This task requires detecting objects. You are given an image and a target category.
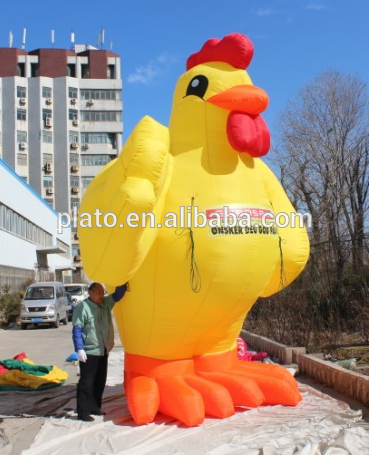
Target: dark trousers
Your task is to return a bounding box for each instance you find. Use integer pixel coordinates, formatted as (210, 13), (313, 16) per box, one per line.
(77, 352), (108, 415)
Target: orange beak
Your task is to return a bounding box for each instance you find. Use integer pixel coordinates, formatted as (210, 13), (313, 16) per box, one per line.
(207, 85), (269, 115)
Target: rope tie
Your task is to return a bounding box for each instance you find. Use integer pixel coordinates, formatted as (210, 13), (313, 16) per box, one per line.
(270, 201), (286, 290)
(175, 196), (201, 293)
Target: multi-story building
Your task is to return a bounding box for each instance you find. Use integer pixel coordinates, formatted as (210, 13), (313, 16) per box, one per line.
(0, 44), (123, 278)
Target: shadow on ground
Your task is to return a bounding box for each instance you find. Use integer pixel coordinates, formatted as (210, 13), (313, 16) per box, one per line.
(0, 384), (76, 417)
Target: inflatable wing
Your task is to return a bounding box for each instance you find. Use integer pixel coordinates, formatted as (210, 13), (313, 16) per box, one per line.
(78, 116), (172, 285)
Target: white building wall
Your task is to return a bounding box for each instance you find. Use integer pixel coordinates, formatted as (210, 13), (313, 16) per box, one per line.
(0, 158), (71, 287)
(28, 77), (43, 193)
(2, 78), (17, 168)
(54, 77), (72, 214)
(0, 79), (2, 159)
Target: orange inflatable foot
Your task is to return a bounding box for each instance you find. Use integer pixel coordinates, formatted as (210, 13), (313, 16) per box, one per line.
(124, 349), (301, 427)
(125, 376), (159, 425)
(194, 348), (302, 407)
(124, 353), (234, 426)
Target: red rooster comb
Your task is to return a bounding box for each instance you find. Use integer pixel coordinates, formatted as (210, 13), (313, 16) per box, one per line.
(186, 33), (254, 71)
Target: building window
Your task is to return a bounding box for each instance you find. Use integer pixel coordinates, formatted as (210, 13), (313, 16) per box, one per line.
(17, 130), (27, 143)
(80, 132), (115, 145)
(0, 203), (52, 246)
(70, 176), (80, 187)
(17, 153), (27, 166)
(70, 198), (79, 210)
(42, 131), (53, 143)
(44, 199), (54, 208)
(42, 87), (52, 98)
(67, 64), (76, 77)
(31, 63), (39, 77)
(107, 65), (115, 79)
(81, 64), (90, 79)
(80, 89), (121, 100)
(81, 154), (110, 166)
(69, 131), (79, 143)
(17, 63), (25, 77)
(82, 177), (93, 189)
(69, 87), (78, 98)
(43, 154), (53, 165)
(17, 86), (27, 98)
(70, 153), (79, 164)
(17, 109), (27, 121)
(80, 111), (121, 122)
(43, 176), (53, 188)
(42, 109), (52, 121)
(69, 109), (78, 121)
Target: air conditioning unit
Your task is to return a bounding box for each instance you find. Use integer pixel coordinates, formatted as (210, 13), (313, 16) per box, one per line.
(19, 97), (26, 105)
(74, 255), (81, 262)
(45, 117), (52, 127)
(71, 186), (79, 194)
(71, 164), (79, 172)
(83, 143), (89, 150)
(46, 98), (52, 105)
(19, 142), (27, 150)
(70, 98), (77, 104)
(70, 142), (79, 149)
(46, 187), (54, 195)
(44, 163), (52, 173)
(87, 99), (94, 106)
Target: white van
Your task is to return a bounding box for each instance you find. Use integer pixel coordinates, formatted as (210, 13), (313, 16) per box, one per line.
(64, 283), (89, 307)
(20, 281), (69, 330)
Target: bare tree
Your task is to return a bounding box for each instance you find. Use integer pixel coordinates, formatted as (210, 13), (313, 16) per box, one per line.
(247, 72), (369, 348)
(274, 71), (369, 279)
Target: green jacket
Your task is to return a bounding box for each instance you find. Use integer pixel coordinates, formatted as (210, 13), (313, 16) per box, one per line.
(72, 295), (115, 355)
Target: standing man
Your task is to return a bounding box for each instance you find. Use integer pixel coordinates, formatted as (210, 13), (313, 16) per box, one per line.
(72, 282), (127, 422)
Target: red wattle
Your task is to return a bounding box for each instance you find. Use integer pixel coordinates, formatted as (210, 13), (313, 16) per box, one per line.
(227, 112), (270, 157)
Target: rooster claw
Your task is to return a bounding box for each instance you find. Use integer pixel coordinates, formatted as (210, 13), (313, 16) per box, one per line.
(124, 350), (301, 427)
(194, 349), (302, 407)
(125, 376), (159, 425)
(125, 353), (235, 426)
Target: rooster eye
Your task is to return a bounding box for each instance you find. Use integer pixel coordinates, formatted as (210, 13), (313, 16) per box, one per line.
(185, 75), (208, 99)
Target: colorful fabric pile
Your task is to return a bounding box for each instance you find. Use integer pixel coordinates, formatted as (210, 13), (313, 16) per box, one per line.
(0, 352), (68, 391)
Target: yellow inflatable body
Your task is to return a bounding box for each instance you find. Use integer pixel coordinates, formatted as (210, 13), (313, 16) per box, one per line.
(79, 33), (310, 426)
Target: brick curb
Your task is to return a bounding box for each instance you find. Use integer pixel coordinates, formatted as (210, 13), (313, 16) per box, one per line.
(298, 353), (369, 406)
(241, 329), (369, 407)
(241, 329), (306, 364)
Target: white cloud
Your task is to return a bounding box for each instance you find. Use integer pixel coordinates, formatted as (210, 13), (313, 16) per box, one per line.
(127, 63), (158, 84)
(252, 8), (274, 16)
(306, 4), (326, 10)
(127, 53), (177, 85)
(157, 54), (177, 65)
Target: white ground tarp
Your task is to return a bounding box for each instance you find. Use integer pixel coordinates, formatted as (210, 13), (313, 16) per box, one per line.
(18, 350), (369, 455)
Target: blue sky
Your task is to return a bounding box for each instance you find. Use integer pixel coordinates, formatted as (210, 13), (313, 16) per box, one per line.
(3, 0), (369, 156)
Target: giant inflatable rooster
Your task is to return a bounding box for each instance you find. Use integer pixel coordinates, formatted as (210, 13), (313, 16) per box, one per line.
(78, 33), (310, 426)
